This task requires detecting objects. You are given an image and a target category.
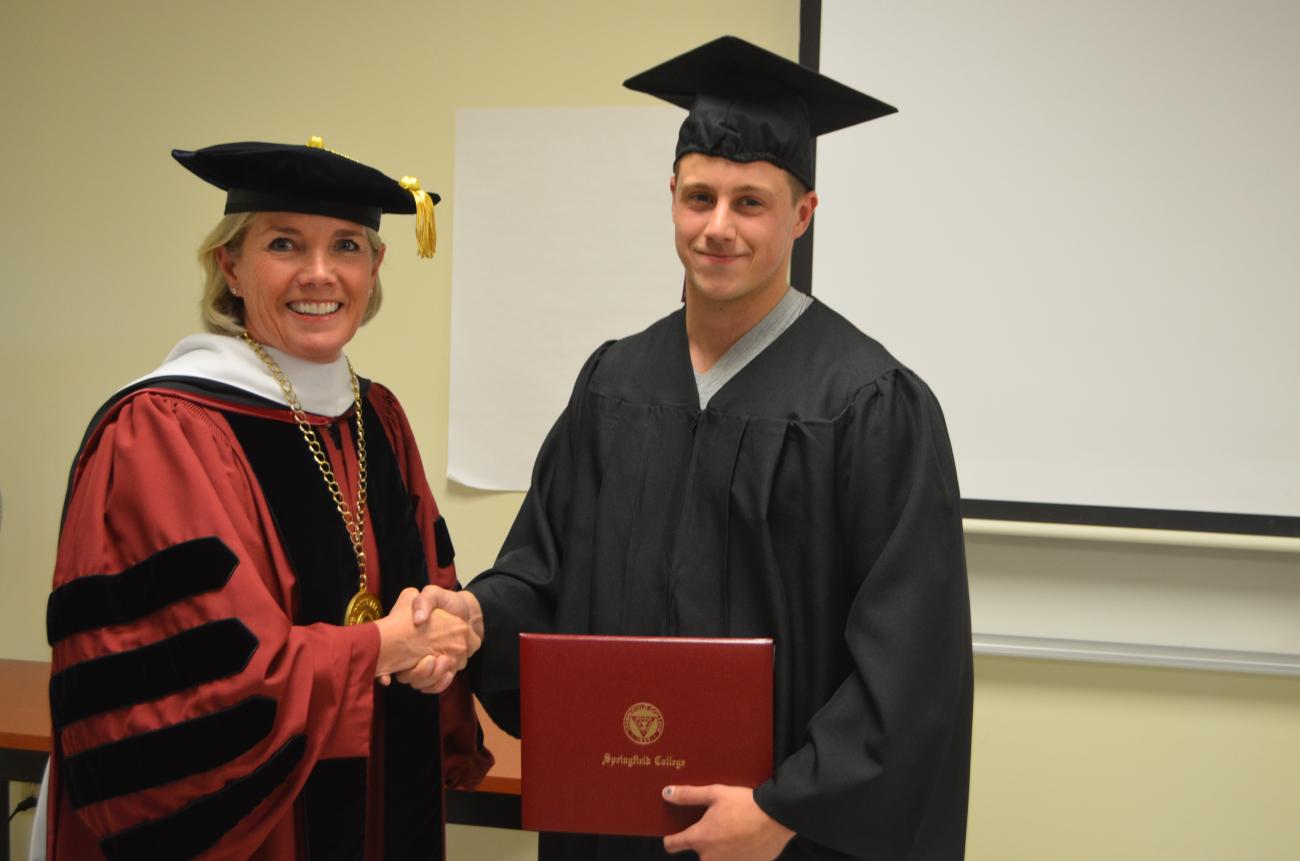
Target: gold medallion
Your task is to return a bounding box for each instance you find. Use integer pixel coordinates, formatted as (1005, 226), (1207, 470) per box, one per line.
(345, 589), (383, 626)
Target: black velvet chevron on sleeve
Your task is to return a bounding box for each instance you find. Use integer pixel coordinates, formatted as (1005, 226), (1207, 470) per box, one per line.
(97, 735), (307, 861)
(46, 537), (238, 644)
(49, 619), (258, 729)
(63, 696), (278, 809)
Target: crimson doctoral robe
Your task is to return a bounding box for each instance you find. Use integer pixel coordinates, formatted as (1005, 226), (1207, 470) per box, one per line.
(46, 376), (491, 860)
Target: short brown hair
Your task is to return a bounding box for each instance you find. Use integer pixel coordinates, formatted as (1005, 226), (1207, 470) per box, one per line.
(785, 172), (811, 203)
(672, 158), (810, 206)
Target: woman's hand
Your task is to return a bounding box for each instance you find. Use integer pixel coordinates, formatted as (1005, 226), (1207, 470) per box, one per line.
(387, 587), (484, 694)
(411, 586), (483, 641)
(374, 587), (481, 681)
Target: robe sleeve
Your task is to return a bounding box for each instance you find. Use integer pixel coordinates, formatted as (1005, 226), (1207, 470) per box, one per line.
(752, 369), (973, 860)
(465, 343), (614, 736)
(47, 392), (381, 860)
(366, 384), (494, 789)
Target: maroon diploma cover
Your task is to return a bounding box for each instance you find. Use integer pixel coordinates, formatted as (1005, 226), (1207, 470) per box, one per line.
(519, 633), (774, 836)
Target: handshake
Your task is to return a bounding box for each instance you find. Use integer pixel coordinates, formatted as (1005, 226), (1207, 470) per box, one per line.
(373, 586), (484, 695)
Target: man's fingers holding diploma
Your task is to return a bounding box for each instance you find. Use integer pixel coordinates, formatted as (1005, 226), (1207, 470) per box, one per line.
(661, 784), (794, 861)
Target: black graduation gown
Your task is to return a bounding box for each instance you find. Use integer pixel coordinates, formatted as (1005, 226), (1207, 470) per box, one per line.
(469, 300), (973, 861)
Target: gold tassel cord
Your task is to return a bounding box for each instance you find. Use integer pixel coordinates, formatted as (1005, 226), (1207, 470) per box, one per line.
(308, 137), (435, 258)
(306, 136), (356, 161)
(400, 176), (437, 258)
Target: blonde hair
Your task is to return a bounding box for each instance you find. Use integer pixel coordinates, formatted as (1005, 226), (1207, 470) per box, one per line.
(198, 212), (385, 335)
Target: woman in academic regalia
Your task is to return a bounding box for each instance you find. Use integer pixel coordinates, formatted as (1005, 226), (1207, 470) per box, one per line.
(41, 138), (492, 860)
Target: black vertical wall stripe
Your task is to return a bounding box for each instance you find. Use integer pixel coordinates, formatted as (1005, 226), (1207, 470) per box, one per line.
(47, 537), (237, 644)
(63, 697), (278, 808)
(98, 735), (307, 861)
(49, 619), (257, 729)
(790, 0), (822, 293)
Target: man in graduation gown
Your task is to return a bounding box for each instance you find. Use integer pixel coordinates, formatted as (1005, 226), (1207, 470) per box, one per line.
(417, 37), (973, 860)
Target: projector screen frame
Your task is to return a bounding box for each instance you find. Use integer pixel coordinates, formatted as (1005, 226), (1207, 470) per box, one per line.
(795, 0), (1299, 539)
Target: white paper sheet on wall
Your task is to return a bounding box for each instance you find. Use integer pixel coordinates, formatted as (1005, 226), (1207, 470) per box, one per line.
(449, 107), (686, 491)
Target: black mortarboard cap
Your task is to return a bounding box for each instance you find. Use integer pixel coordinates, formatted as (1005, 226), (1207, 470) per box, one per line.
(623, 36), (896, 189)
(172, 137), (440, 257)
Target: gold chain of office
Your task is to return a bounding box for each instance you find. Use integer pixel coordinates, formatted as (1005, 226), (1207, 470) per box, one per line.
(241, 332), (382, 625)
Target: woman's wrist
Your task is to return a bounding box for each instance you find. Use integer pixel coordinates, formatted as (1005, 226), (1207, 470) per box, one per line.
(373, 614), (413, 678)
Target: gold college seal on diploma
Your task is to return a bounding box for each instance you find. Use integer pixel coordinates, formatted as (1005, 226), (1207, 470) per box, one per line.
(623, 702), (664, 745)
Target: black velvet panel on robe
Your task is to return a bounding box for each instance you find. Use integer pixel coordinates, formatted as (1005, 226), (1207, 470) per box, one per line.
(224, 391), (442, 861)
(46, 536), (237, 643)
(469, 301), (973, 861)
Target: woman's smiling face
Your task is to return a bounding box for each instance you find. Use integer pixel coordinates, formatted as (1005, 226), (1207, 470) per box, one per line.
(218, 211), (385, 362)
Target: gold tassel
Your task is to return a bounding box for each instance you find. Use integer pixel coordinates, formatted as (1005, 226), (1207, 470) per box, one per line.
(400, 176), (437, 258)
(308, 138), (434, 258)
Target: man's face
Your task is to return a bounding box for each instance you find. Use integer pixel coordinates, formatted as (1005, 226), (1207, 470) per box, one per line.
(670, 153), (817, 308)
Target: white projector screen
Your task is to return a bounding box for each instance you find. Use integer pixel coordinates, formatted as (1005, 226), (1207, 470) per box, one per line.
(814, 1), (1299, 532)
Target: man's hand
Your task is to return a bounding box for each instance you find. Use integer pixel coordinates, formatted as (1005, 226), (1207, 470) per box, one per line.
(389, 587), (485, 693)
(662, 785), (795, 861)
(373, 587), (481, 683)
(410, 586), (483, 640)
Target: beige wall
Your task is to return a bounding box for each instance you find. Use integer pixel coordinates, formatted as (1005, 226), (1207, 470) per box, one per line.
(1, 2), (1296, 859)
